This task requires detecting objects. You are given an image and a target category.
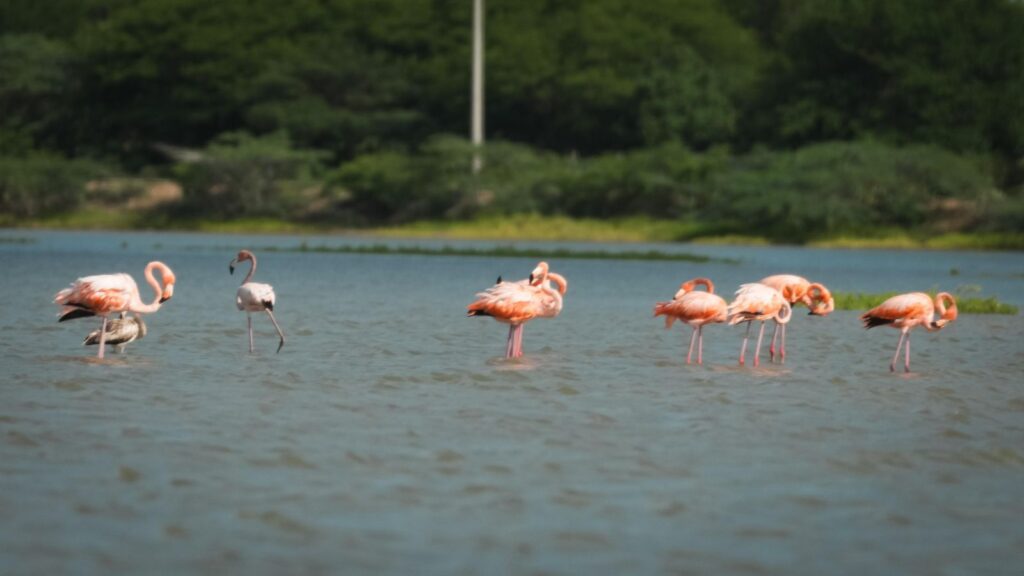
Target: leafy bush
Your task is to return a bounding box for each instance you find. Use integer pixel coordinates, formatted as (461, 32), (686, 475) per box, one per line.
(175, 132), (327, 218)
(0, 154), (104, 217)
(704, 141), (997, 240)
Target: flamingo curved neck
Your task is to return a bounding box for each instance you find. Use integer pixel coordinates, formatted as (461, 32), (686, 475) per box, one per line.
(775, 301), (793, 324)
(131, 262), (166, 314)
(241, 255), (257, 284)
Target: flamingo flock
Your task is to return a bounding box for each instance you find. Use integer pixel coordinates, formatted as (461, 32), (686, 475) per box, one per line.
(53, 251), (960, 372)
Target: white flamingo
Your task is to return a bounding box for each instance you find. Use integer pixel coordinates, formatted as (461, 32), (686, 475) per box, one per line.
(230, 250), (285, 353)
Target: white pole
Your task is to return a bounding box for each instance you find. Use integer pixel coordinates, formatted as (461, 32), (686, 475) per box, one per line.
(471, 0), (484, 174)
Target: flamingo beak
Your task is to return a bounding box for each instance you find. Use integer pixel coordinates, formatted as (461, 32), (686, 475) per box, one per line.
(229, 259), (237, 274)
(528, 273), (534, 284)
(159, 284), (175, 303)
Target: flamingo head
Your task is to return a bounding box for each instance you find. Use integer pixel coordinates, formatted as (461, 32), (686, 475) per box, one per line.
(806, 283), (834, 316)
(529, 262), (550, 286)
(160, 281), (175, 303)
(230, 250), (254, 274)
(932, 292), (958, 328)
(147, 261), (176, 303)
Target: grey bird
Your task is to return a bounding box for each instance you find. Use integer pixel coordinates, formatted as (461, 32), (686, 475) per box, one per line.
(83, 312), (147, 353)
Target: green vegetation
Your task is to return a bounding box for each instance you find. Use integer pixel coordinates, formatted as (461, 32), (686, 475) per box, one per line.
(1, 1), (1022, 245)
(257, 242), (733, 264)
(834, 292), (1018, 315)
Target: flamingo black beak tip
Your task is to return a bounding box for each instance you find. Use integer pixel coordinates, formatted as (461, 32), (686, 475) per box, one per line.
(229, 264), (235, 275)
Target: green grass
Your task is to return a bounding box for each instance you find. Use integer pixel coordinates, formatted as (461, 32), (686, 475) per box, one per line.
(4, 210), (1023, 250)
(834, 291), (1018, 314)
(259, 241), (736, 263)
(371, 214), (709, 243)
(810, 231), (1024, 251)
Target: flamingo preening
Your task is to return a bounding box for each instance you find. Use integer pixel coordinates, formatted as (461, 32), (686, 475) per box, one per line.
(467, 261), (567, 359)
(759, 275), (834, 363)
(54, 261), (176, 359)
(230, 250), (285, 354)
(84, 312), (146, 353)
(861, 292), (958, 372)
(726, 283), (792, 367)
(653, 277), (727, 365)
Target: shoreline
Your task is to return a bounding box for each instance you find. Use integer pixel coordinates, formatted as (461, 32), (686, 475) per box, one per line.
(2, 213), (1022, 251)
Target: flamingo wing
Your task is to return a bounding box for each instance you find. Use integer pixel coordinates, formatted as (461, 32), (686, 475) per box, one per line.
(467, 282), (541, 323)
(655, 292), (727, 327)
(861, 292), (932, 329)
(727, 283), (781, 323)
(55, 273), (137, 320)
(238, 282), (276, 311)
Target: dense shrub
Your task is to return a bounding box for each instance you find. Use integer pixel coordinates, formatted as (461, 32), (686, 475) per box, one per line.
(0, 154), (103, 217)
(174, 132), (327, 218)
(704, 141), (998, 240)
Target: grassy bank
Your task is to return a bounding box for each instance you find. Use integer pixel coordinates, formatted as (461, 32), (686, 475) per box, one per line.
(3, 212), (1022, 250)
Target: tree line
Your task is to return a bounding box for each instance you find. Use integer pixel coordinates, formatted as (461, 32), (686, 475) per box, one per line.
(1, 0), (1022, 240)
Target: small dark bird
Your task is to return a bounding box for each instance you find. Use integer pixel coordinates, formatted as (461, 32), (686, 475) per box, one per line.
(83, 312), (147, 354)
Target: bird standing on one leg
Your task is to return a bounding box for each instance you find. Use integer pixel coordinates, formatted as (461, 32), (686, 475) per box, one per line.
(467, 262), (567, 359)
(230, 250), (285, 354)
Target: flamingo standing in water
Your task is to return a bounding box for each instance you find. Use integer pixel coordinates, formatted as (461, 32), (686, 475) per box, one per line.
(467, 262), (567, 359)
(83, 312), (147, 353)
(54, 261), (176, 359)
(760, 274), (835, 363)
(653, 277), (727, 365)
(861, 292), (957, 372)
(726, 283), (792, 367)
(230, 250), (285, 354)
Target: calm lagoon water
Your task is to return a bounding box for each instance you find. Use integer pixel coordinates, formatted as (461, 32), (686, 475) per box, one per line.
(1, 230), (1023, 575)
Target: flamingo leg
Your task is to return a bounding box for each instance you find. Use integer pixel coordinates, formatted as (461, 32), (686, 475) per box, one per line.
(753, 321), (767, 367)
(686, 326), (698, 364)
(769, 322), (779, 362)
(515, 324), (525, 358)
(266, 309), (286, 354)
(505, 325), (516, 359)
(697, 325), (704, 365)
(739, 322), (752, 366)
(780, 323), (787, 364)
(890, 330), (907, 372)
(96, 317), (108, 359)
(904, 331), (911, 373)
(247, 314), (254, 354)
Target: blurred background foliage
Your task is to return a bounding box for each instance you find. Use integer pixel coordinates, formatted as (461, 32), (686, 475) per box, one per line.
(0, 0), (1021, 241)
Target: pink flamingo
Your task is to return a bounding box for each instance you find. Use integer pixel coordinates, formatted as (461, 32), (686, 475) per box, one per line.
(861, 292), (957, 372)
(653, 277), (727, 365)
(760, 274), (835, 363)
(726, 283), (792, 367)
(467, 262), (567, 359)
(230, 250), (285, 354)
(54, 261), (176, 359)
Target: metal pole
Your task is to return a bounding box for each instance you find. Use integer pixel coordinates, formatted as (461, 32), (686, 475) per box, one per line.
(471, 0), (484, 174)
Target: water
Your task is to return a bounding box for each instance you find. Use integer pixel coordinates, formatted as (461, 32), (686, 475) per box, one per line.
(1, 230), (1023, 575)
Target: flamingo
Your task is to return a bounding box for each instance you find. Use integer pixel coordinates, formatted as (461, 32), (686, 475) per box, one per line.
(84, 312), (146, 353)
(760, 274), (835, 363)
(230, 250), (285, 354)
(54, 261), (176, 359)
(653, 277), (727, 365)
(467, 261), (567, 359)
(726, 283), (792, 367)
(861, 292), (958, 372)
